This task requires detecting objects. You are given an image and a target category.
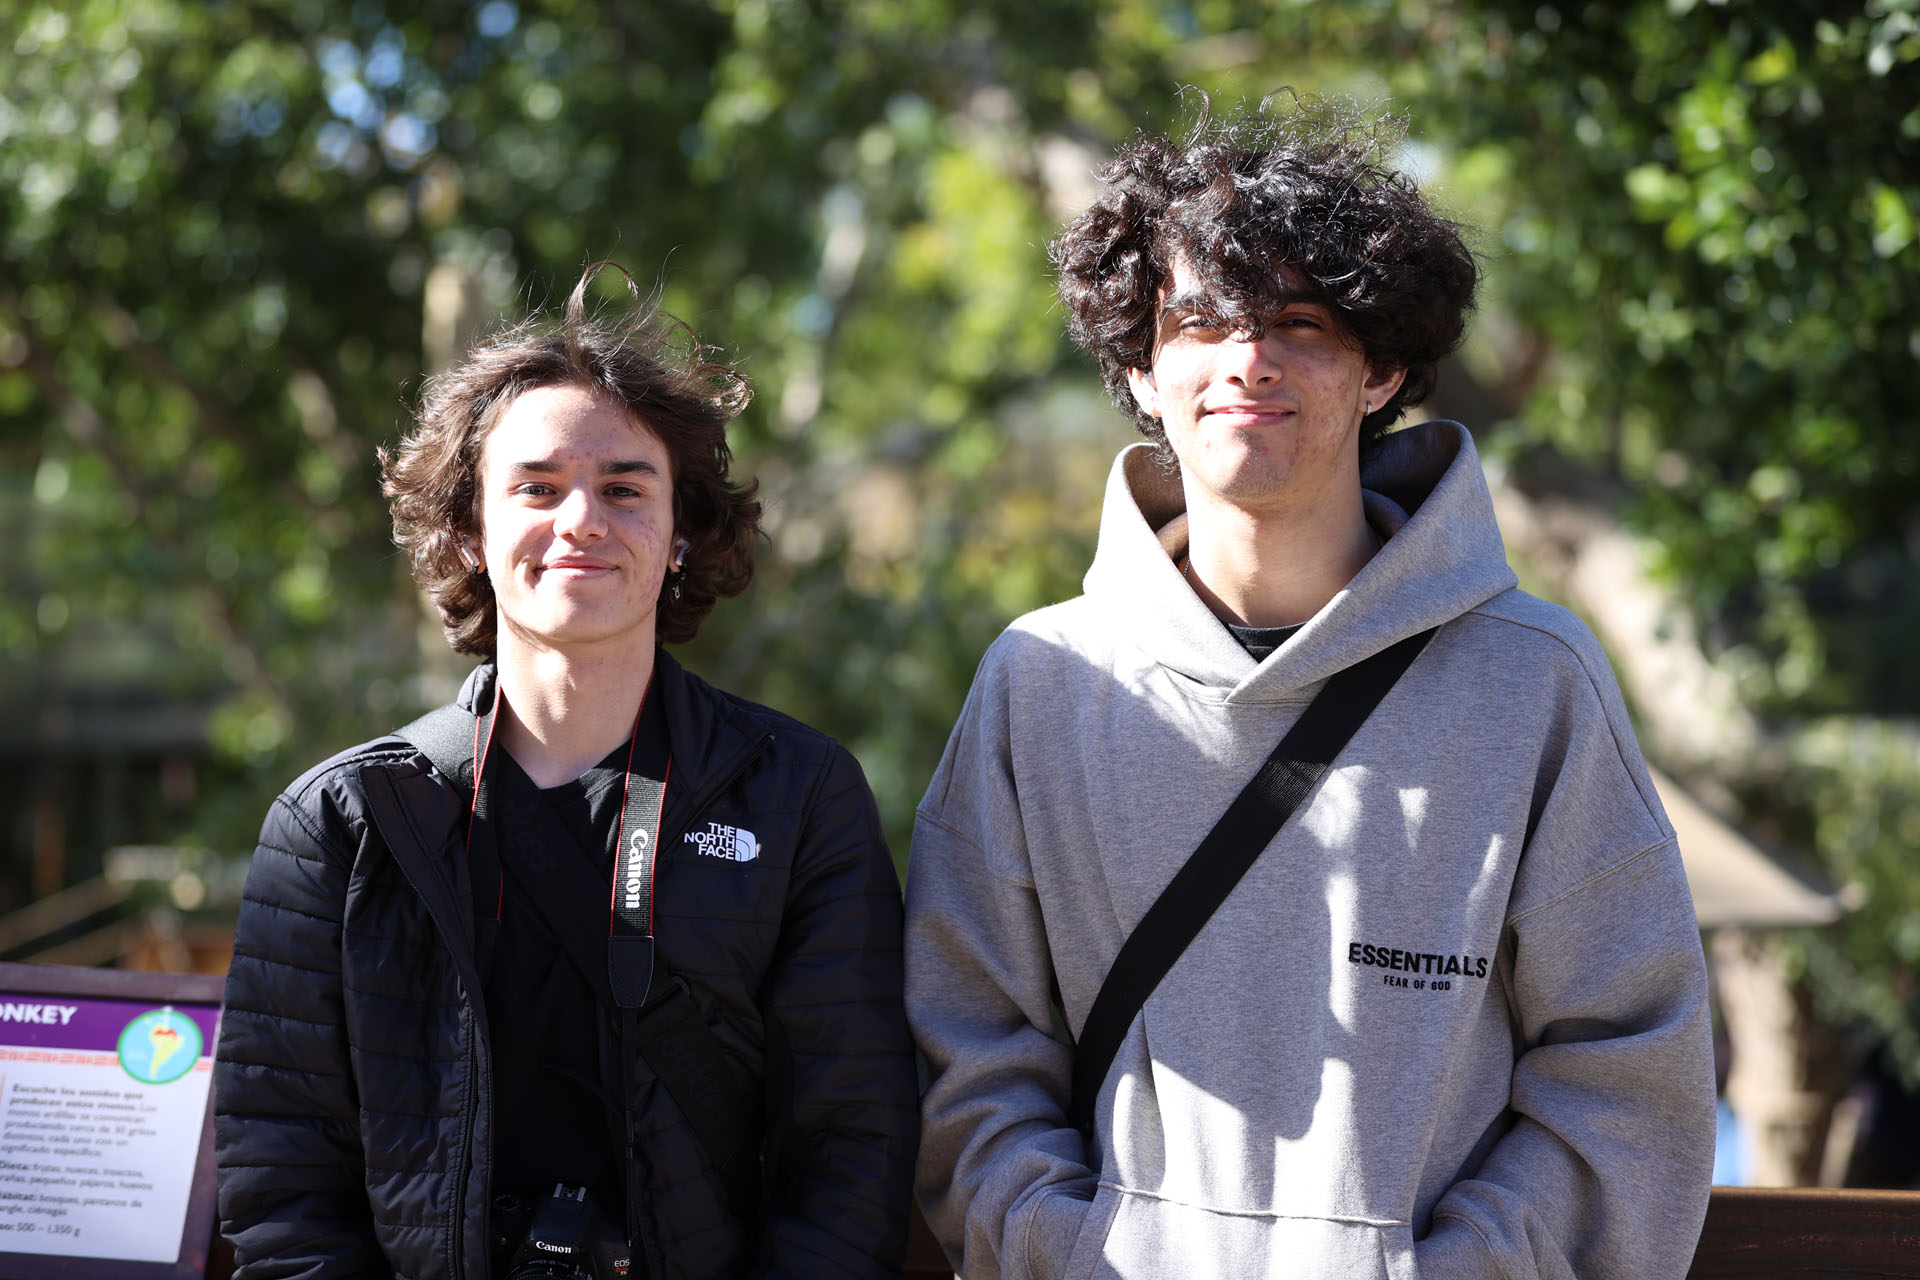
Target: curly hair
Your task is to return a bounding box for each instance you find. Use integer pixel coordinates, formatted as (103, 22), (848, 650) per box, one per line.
(1050, 92), (1478, 451)
(380, 266), (761, 655)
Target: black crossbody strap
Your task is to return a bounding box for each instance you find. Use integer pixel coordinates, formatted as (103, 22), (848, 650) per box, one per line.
(1067, 627), (1438, 1135)
(491, 848), (760, 1227)
(619, 996), (763, 1228)
(397, 705), (500, 974)
(395, 705), (760, 1222)
(488, 831), (762, 1225)
(397, 704), (473, 780)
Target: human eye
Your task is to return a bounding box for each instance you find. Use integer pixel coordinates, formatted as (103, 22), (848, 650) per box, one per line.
(605, 471), (661, 500)
(1274, 301), (1338, 333)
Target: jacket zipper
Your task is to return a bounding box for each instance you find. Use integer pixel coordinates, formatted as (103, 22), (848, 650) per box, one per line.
(368, 761), (491, 1280)
(455, 990), (490, 1279)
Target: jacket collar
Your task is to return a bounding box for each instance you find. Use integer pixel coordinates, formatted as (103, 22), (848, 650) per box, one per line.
(651, 650), (773, 836)
(453, 649), (771, 835)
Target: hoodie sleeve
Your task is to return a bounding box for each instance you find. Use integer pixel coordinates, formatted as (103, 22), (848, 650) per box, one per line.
(1412, 845), (1716, 1280)
(905, 660), (1100, 1280)
(1413, 641), (1716, 1280)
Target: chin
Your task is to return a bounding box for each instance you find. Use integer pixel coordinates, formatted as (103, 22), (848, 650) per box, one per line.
(505, 610), (656, 652)
(1208, 464), (1298, 503)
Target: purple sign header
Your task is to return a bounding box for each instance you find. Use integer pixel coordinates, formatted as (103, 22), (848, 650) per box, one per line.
(0, 992), (219, 1055)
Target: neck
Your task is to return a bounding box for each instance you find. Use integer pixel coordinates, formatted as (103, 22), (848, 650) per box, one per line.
(1181, 480), (1378, 629)
(492, 632), (657, 788)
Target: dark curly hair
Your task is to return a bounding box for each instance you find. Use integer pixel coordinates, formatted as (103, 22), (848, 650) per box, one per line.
(1050, 92), (1478, 450)
(381, 265), (761, 655)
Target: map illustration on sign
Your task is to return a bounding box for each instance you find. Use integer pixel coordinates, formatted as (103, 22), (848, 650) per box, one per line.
(116, 1008), (203, 1086)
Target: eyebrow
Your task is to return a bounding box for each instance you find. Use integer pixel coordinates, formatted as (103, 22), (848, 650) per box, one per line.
(1157, 288), (1330, 322)
(504, 459), (663, 477)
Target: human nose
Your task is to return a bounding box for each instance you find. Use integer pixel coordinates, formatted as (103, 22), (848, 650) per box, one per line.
(1219, 333), (1281, 386)
(552, 486), (606, 541)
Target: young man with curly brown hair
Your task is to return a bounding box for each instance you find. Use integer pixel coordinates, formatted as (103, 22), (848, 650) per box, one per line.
(215, 271), (917, 1279)
(906, 99), (1714, 1279)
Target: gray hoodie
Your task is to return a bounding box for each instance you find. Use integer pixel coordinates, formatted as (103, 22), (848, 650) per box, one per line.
(906, 422), (1714, 1280)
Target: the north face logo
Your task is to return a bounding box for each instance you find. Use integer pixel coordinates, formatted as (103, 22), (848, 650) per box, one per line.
(684, 822), (759, 862)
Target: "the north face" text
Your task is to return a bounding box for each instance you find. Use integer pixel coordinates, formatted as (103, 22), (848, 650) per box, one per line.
(685, 822), (759, 863)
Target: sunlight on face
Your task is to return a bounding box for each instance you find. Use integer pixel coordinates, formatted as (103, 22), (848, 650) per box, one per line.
(476, 383), (678, 658)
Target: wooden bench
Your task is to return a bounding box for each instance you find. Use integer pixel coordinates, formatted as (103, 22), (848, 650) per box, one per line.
(1687, 1187), (1920, 1277)
(208, 1186), (1920, 1276)
(903, 1188), (1920, 1278)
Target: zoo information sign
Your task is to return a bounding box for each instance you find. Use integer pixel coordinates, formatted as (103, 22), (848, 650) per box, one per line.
(0, 962), (222, 1280)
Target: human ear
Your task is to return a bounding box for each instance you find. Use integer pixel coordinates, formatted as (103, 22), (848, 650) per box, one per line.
(1362, 365), (1407, 411)
(1126, 366), (1160, 418)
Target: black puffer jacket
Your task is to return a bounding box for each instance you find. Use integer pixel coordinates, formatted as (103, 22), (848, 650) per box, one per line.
(215, 653), (917, 1278)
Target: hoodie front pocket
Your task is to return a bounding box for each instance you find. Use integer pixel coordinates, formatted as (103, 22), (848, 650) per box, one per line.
(1086, 1190), (1403, 1280)
(1060, 1183), (1122, 1280)
(1378, 1223), (1417, 1280)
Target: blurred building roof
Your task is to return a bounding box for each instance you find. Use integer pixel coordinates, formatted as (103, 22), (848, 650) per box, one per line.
(1655, 768), (1845, 930)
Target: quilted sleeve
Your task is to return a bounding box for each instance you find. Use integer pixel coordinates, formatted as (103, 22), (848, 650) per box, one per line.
(751, 745), (918, 1278)
(214, 774), (389, 1278)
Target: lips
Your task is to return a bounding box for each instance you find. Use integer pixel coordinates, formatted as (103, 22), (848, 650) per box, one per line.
(1203, 403), (1293, 421)
(540, 556), (617, 574)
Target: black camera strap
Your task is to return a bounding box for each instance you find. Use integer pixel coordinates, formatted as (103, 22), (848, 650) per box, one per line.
(1067, 626), (1437, 1136)
(397, 676), (761, 1231)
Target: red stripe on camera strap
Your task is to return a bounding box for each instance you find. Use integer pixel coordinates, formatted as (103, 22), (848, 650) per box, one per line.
(468, 672), (670, 997)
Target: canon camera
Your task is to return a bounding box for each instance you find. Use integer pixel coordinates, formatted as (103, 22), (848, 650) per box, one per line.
(499, 1184), (630, 1280)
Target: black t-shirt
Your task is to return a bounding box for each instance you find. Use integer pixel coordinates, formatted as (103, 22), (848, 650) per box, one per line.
(1227, 621), (1303, 662)
(481, 690), (670, 1222)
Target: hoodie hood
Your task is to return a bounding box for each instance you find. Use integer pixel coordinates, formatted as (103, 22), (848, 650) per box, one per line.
(1080, 419), (1518, 699)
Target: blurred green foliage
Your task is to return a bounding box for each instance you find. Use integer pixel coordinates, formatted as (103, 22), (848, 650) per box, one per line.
(0, 0), (1135, 867)
(1787, 720), (1920, 1079)
(3, 0), (1919, 1076)
(1411, 1), (1920, 719)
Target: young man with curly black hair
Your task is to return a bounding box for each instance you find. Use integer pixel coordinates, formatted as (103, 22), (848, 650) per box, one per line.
(215, 270), (917, 1278)
(905, 99), (1714, 1279)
